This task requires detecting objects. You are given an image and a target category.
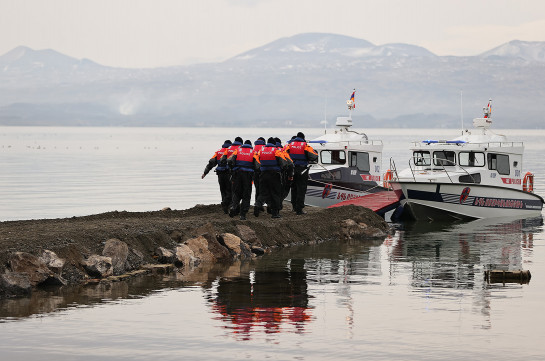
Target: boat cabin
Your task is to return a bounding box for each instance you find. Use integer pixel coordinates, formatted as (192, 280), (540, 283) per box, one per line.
(404, 107), (525, 190)
(309, 117), (383, 189)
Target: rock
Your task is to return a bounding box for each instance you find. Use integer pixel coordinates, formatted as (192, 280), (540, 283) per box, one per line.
(39, 250), (65, 275)
(251, 246), (266, 256)
(185, 234), (231, 263)
(155, 247), (175, 264)
(8, 252), (56, 286)
(84, 255), (113, 278)
(0, 272), (32, 297)
(102, 238), (129, 275)
(175, 244), (198, 268)
(219, 233), (252, 259)
(340, 219), (385, 239)
(61, 263), (87, 285)
(236, 224), (260, 245)
(193, 222), (217, 239)
(126, 248), (145, 271)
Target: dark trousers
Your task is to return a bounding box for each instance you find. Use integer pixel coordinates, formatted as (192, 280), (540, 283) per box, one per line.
(259, 171), (282, 212)
(253, 170), (261, 205)
(291, 166), (309, 212)
(217, 172), (232, 209)
(230, 171), (254, 216)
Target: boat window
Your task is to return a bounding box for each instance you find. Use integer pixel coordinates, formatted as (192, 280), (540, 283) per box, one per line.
(321, 150), (346, 165)
(459, 173), (481, 184)
(412, 151), (431, 166)
(349, 151), (370, 171)
(320, 170), (341, 180)
(487, 153), (510, 175)
(433, 151), (456, 166)
(459, 152), (485, 167)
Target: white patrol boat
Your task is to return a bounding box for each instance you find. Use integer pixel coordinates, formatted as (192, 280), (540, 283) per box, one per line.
(389, 100), (544, 221)
(302, 91), (387, 208)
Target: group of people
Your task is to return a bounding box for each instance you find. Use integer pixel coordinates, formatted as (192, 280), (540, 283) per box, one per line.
(202, 132), (318, 220)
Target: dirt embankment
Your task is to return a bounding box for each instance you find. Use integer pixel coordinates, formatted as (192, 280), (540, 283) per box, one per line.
(0, 204), (390, 297)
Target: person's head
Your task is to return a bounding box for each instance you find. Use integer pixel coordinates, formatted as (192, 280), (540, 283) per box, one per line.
(267, 137), (275, 144)
(244, 139), (252, 145)
(296, 132), (305, 140)
(274, 137), (282, 146)
(222, 140), (232, 147)
(291, 135), (297, 140)
(234, 136), (243, 143)
(258, 137), (265, 142)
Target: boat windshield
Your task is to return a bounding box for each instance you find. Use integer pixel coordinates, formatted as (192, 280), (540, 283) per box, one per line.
(413, 151), (431, 166)
(321, 150), (346, 165)
(459, 151), (485, 167)
(433, 151), (456, 166)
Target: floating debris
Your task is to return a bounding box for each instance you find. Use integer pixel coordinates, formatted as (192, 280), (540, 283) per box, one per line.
(485, 270), (531, 284)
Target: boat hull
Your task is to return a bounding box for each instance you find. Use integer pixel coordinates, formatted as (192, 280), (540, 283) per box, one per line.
(304, 180), (385, 208)
(390, 181), (544, 220)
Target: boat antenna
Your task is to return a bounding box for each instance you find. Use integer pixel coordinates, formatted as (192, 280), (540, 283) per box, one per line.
(460, 90), (464, 135)
(324, 96), (328, 134)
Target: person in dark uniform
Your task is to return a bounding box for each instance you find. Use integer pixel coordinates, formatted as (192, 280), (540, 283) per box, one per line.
(252, 137), (266, 211)
(275, 137), (294, 203)
(202, 140), (232, 214)
(255, 137), (292, 219)
(285, 132), (318, 215)
(219, 136), (243, 215)
(227, 140), (259, 220)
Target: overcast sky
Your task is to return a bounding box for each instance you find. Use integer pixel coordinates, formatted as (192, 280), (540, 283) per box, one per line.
(1, 0), (544, 68)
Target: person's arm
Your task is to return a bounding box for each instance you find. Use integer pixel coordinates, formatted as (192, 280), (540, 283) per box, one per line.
(305, 144), (318, 163)
(202, 152), (218, 178)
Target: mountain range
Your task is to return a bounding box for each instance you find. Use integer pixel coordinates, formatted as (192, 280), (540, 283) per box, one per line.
(1, 33), (544, 128)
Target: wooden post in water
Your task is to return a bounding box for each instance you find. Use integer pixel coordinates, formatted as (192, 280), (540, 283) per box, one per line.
(484, 270), (531, 284)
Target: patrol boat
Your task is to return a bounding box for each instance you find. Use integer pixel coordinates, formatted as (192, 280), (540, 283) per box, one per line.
(389, 100), (544, 221)
(301, 91), (388, 208)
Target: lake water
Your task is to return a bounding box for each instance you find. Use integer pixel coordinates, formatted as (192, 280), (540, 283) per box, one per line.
(1, 126), (545, 360)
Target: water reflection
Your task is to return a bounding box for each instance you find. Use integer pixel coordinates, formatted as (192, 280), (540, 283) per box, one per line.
(389, 216), (543, 279)
(0, 263), (230, 321)
(1, 216), (542, 338)
(383, 216), (542, 329)
(207, 259), (311, 340)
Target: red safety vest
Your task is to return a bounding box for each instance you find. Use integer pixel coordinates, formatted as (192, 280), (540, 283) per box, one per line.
(225, 144), (241, 158)
(234, 146), (255, 171)
(289, 141), (307, 165)
(215, 147), (229, 172)
(254, 143), (265, 154)
(259, 146), (280, 171)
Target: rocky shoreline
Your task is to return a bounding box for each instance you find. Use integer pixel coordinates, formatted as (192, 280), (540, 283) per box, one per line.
(0, 204), (390, 299)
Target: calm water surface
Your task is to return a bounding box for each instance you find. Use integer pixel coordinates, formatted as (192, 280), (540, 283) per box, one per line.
(1, 126), (544, 360)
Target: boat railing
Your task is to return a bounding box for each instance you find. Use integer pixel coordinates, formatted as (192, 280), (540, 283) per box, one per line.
(339, 139), (383, 146)
(389, 158), (399, 179)
(412, 141), (524, 148)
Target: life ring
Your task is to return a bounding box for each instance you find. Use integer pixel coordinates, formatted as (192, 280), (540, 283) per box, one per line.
(523, 172), (534, 193)
(322, 183), (333, 199)
(383, 169), (393, 189)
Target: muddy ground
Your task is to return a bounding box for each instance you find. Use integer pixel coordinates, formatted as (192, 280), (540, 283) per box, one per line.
(0, 204), (389, 275)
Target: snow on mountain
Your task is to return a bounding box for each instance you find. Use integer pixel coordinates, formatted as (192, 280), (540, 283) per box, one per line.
(479, 40), (545, 62)
(229, 33), (435, 63)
